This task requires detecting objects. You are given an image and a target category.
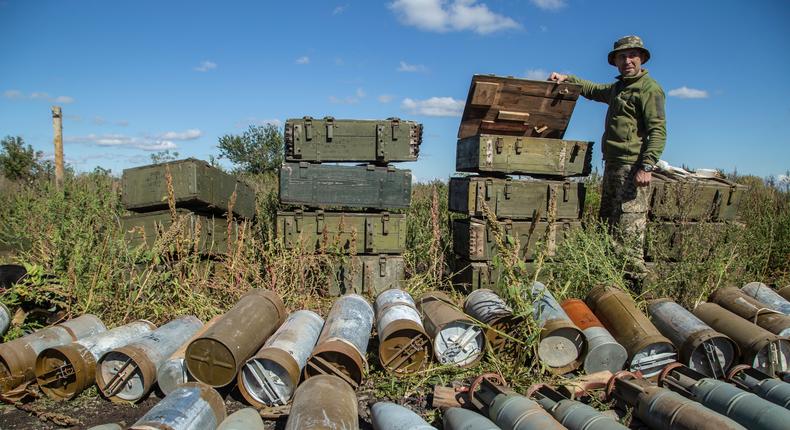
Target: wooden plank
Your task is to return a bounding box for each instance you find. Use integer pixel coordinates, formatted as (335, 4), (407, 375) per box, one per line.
(431, 385), (472, 410)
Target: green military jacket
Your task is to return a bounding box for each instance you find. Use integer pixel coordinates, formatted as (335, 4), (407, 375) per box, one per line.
(566, 70), (666, 166)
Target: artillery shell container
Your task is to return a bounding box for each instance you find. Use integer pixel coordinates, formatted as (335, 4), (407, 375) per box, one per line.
(473, 377), (566, 430)
(529, 282), (585, 374)
(35, 320), (155, 401)
(742, 282), (790, 315)
(608, 371), (746, 430)
(531, 384), (629, 430)
(0, 314), (105, 393)
(710, 287), (790, 336)
(561, 299), (628, 374)
(375, 289), (431, 375)
(778, 285), (790, 302)
(586, 285), (676, 377)
(284, 374), (359, 430)
(96, 315), (203, 402)
(217, 408), (265, 430)
(443, 407), (500, 430)
(304, 294), (373, 388)
(417, 291), (485, 368)
(157, 316), (221, 395)
(0, 302), (10, 337)
(648, 299), (737, 378)
(371, 402), (434, 430)
(186, 289), (286, 388)
(659, 363), (790, 430)
(238, 310), (324, 407)
(693, 302), (790, 377)
(128, 382), (226, 430)
(728, 364), (790, 409)
(464, 289), (523, 356)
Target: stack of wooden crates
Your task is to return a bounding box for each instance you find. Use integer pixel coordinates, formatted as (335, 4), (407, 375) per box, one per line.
(276, 117), (422, 296)
(120, 158), (255, 258)
(448, 75), (594, 291)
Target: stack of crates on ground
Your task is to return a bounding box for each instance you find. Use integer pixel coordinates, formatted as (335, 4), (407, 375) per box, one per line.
(120, 158), (255, 259)
(277, 117), (422, 296)
(646, 169), (748, 262)
(449, 75), (593, 291)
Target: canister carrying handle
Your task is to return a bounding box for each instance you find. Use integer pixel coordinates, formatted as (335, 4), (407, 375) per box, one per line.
(305, 355), (359, 389)
(101, 358), (138, 398)
(381, 334), (428, 371)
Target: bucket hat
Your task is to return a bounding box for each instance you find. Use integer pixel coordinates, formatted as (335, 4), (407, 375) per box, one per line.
(608, 35), (651, 65)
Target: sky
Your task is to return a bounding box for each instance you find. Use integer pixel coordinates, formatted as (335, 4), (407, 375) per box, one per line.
(1, 0), (789, 181)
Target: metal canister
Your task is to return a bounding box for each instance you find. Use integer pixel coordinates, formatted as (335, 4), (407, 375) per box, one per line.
(561, 299), (627, 374)
(658, 363), (790, 430)
(284, 374), (358, 430)
(607, 370), (746, 430)
(728, 364), (790, 409)
(586, 285), (676, 377)
(217, 408), (265, 430)
(375, 289), (431, 375)
(0, 314), (105, 393)
(417, 291), (485, 368)
(35, 320), (155, 400)
(531, 384), (628, 430)
(443, 407), (500, 430)
(0, 302), (10, 336)
(648, 299), (737, 378)
(96, 315), (203, 402)
(742, 282), (790, 315)
(472, 377), (565, 430)
(464, 289), (523, 355)
(304, 294), (373, 388)
(693, 302), (790, 377)
(777, 286), (790, 302)
(157, 316), (221, 395)
(529, 282), (585, 374)
(186, 289), (286, 388)
(711, 287), (790, 336)
(86, 424), (123, 430)
(239, 310), (324, 407)
(128, 382), (226, 430)
(371, 402), (434, 430)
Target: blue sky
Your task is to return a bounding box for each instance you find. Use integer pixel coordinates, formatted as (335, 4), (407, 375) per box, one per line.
(1, 0), (788, 181)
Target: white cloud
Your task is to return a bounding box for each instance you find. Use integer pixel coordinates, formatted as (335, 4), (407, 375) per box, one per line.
(530, 0), (566, 11)
(668, 86), (709, 99)
(378, 94), (395, 103)
(330, 88), (366, 104)
(157, 129), (202, 140)
(355, 88), (366, 98)
(401, 96), (464, 117)
(194, 60), (217, 72)
(66, 134), (178, 151)
(523, 68), (548, 80)
(4, 89), (23, 99)
(397, 61), (427, 72)
(30, 92), (50, 99)
(65, 114), (82, 122)
(53, 95), (75, 104)
(92, 116), (107, 125)
(389, 0), (520, 34)
(4, 90), (74, 103)
(333, 4), (348, 14)
(296, 56), (310, 65)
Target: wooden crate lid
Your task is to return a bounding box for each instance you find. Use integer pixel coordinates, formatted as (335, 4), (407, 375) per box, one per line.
(458, 74), (582, 140)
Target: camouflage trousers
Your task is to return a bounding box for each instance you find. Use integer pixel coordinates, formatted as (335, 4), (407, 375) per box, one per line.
(599, 162), (650, 277)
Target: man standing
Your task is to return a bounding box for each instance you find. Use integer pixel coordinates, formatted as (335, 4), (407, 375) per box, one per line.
(549, 35), (666, 289)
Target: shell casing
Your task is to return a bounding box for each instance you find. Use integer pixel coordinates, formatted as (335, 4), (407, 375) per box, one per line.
(443, 407), (500, 430)
(417, 291), (485, 368)
(529, 282), (585, 374)
(0, 302), (10, 337)
(531, 384), (629, 430)
(728, 364), (790, 409)
(217, 408), (265, 430)
(742, 282), (790, 315)
(711, 287), (790, 336)
(129, 382), (226, 430)
(284, 374), (359, 430)
(157, 315), (221, 396)
(777, 285), (790, 302)
(562, 299), (627, 374)
(375, 289), (431, 375)
(371, 402), (434, 430)
(464, 289), (523, 356)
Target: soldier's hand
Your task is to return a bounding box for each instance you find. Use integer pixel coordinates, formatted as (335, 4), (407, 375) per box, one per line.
(549, 72), (568, 83)
(635, 170), (652, 187)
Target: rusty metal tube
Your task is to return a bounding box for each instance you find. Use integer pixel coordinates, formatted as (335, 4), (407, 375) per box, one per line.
(777, 286), (790, 302)
(186, 289), (286, 388)
(0, 302), (10, 336)
(528, 282), (585, 374)
(608, 371), (746, 430)
(443, 407), (500, 430)
(217, 408), (265, 430)
(561, 299), (627, 374)
(531, 384), (628, 430)
(157, 316), (221, 395)
(239, 310), (324, 407)
(284, 374), (359, 430)
(304, 294), (373, 388)
(648, 299), (737, 378)
(96, 315), (203, 402)
(710, 287), (790, 337)
(586, 286), (676, 377)
(371, 402), (434, 430)
(742, 282), (790, 315)
(728, 365), (790, 409)
(417, 291), (485, 368)
(35, 320), (155, 400)
(129, 382), (226, 430)
(464, 289), (522, 356)
(0, 314), (105, 393)
(693, 302), (790, 377)
(658, 363), (790, 430)
(375, 289), (431, 375)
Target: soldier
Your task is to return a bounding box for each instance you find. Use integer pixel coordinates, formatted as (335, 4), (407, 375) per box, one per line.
(549, 35), (666, 289)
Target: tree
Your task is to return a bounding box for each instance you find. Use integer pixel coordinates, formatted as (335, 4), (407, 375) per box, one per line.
(217, 124), (283, 174)
(0, 136), (42, 181)
(149, 149), (180, 164)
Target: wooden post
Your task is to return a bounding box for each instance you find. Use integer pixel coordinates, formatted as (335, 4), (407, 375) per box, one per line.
(51, 106), (64, 188)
